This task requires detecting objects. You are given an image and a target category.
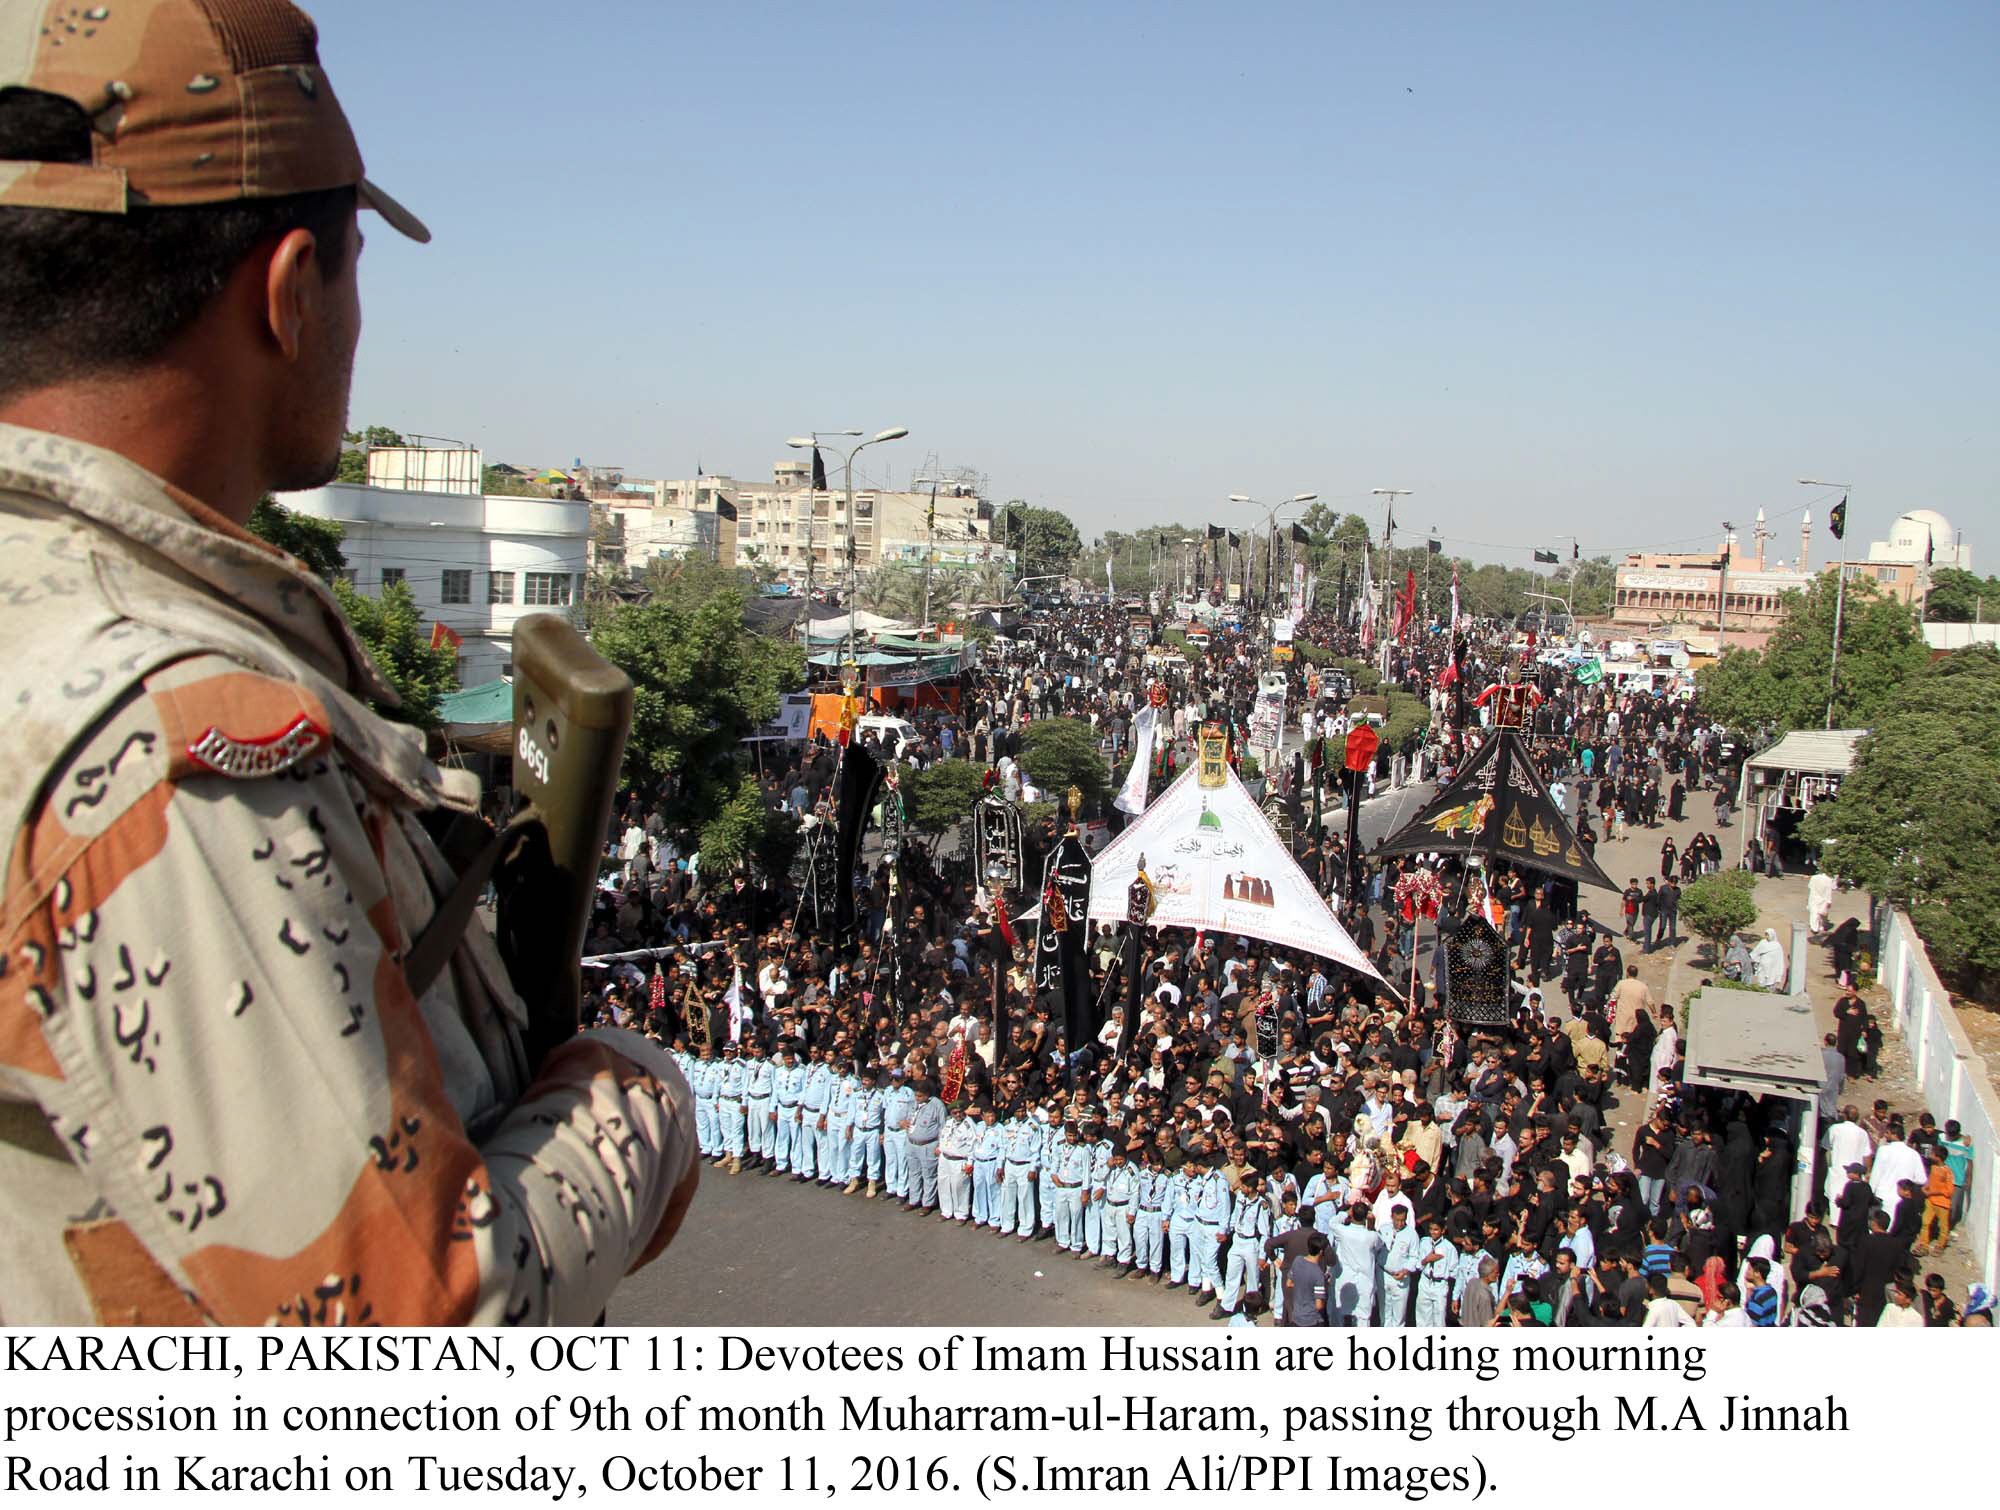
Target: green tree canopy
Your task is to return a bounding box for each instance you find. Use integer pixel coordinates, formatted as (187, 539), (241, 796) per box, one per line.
(1678, 870), (1760, 964)
(1802, 644), (2000, 985)
(1695, 575), (1927, 732)
(329, 578), (459, 729)
(992, 503), (1083, 583)
(900, 759), (990, 838)
(590, 572), (805, 870)
(335, 425), (406, 484)
(1922, 566), (2000, 624)
(247, 495), (346, 580)
(1018, 718), (1108, 814)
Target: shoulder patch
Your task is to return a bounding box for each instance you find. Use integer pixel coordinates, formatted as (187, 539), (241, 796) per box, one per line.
(150, 665), (331, 783)
(186, 714), (328, 779)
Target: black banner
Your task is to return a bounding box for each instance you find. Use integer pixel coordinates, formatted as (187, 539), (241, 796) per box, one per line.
(1446, 914), (1510, 1025)
(1035, 834), (1093, 1051)
(1373, 729), (1616, 891)
(833, 743), (882, 941)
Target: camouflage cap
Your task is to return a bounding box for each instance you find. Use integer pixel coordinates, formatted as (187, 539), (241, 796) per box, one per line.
(1, 0), (428, 240)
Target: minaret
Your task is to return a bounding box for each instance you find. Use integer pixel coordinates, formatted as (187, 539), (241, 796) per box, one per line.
(1753, 507), (1770, 570)
(1800, 510), (1812, 574)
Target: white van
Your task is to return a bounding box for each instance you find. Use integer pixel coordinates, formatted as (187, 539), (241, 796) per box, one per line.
(856, 715), (919, 757)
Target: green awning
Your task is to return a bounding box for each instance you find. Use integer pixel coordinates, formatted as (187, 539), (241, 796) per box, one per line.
(439, 678), (512, 728)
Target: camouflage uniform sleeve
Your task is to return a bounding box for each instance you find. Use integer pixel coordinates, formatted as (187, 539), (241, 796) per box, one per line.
(4, 664), (695, 1325)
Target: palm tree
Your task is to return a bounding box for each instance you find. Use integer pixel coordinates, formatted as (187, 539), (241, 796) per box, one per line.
(963, 562), (1012, 605)
(856, 568), (924, 620)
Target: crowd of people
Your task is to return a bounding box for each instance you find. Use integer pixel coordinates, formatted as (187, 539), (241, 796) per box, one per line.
(583, 596), (1986, 1328)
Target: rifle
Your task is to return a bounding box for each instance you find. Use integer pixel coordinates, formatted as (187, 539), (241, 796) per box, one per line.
(413, 614), (633, 1073)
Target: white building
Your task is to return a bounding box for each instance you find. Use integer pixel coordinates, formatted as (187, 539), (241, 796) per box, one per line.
(280, 478), (589, 687)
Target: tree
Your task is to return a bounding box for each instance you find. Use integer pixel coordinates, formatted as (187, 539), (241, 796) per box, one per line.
(1678, 870), (1760, 966)
(1017, 718), (1108, 813)
(856, 567), (924, 619)
(1802, 645), (2000, 987)
(1922, 566), (2000, 624)
(246, 495), (346, 580)
(1696, 575), (1927, 733)
(482, 465), (550, 498)
(590, 575), (805, 870)
(329, 578), (459, 729)
(335, 425), (405, 484)
(901, 759), (990, 838)
(991, 503), (1083, 583)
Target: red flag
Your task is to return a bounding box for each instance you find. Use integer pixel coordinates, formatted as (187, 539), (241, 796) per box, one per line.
(429, 621), (463, 652)
(993, 893), (1017, 950)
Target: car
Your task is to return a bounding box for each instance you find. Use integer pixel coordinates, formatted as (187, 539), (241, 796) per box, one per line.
(855, 715), (920, 757)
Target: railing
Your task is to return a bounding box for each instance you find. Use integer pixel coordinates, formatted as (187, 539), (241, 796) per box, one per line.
(1876, 908), (1999, 1294)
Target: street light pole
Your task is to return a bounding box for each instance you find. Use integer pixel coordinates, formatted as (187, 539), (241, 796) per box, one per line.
(1800, 478), (1853, 729)
(1717, 520), (1733, 652)
(1371, 489), (1412, 676)
(1228, 493), (1316, 633)
(789, 427), (908, 664)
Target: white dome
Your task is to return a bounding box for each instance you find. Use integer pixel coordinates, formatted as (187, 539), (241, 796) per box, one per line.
(1891, 509), (1952, 550)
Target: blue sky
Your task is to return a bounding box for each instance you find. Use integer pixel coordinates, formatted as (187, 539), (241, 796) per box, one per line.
(326, 1), (1997, 568)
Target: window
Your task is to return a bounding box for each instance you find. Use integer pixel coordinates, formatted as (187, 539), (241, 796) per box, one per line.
(441, 569), (471, 604)
(380, 567), (405, 588)
(524, 571), (572, 607)
(489, 571), (515, 605)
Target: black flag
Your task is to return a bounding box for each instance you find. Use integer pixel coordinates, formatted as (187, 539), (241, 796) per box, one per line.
(832, 743), (882, 942)
(1207, 523), (1225, 541)
(1828, 495), (1847, 540)
(1572, 540), (1580, 560)
(810, 446), (828, 492)
(1532, 549), (1559, 564)
(1291, 523), (1311, 545)
(1427, 537), (1442, 555)
(1227, 530), (1242, 549)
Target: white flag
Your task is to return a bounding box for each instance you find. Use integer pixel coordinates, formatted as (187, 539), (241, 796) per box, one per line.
(1106, 558), (1115, 596)
(1114, 703), (1158, 815)
(724, 964), (747, 1042)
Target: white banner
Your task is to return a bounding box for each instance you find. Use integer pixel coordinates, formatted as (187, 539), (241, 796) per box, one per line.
(1087, 765), (1378, 978)
(1113, 703), (1158, 815)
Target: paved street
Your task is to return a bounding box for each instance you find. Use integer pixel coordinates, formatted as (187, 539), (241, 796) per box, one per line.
(616, 774), (1435, 1328)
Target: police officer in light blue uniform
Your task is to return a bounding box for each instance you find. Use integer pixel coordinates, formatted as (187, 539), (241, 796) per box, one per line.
(972, 1103), (1005, 1226)
(690, 1041), (719, 1158)
(881, 1072), (916, 1200)
(1167, 1158), (1203, 1288)
(848, 1067), (885, 1195)
(994, 1107), (1040, 1239)
(1190, 1153), (1234, 1300)
(937, 1103), (975, 1221)
(799, 1048), (833, 1182)
(1099, 1147), (1139, 1269)
(903, 1079), (945, 1209)
(1135, 1153), (1171, 1278)
(1047, 1123), (1091, 1253)
(1378, 1204), (1421, 1327)
(772, 1043), (806, 1175)
(1083, 1125), (1114, 1257)
(1212, 1170), (1273, 1320)
(1414, 1214), (1456, 1328)
(715, 1040), (748, 1172)
(1329, 1203), (1384, 1325)
(742, 1037), (775, 1169)
(825, 1060), (859, 1190)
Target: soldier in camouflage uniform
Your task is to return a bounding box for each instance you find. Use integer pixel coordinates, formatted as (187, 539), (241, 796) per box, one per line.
(0, 0), (697, 1324)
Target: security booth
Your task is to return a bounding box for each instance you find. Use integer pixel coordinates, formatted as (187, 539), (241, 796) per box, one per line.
(1679, 985), (1829, 1222)
(1735, 729), (1863, 869)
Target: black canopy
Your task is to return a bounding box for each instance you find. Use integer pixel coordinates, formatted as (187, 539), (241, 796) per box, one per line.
(1374, 729), (1616, 891)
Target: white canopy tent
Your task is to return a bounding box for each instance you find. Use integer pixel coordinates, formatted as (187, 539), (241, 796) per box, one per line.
(1086, 765), (1381, 981)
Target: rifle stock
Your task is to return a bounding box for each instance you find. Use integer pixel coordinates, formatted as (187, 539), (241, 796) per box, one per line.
(495, 614), (634, 1069)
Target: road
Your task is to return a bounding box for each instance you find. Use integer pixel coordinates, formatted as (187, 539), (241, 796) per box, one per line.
(614, 777), (1435, 1328)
